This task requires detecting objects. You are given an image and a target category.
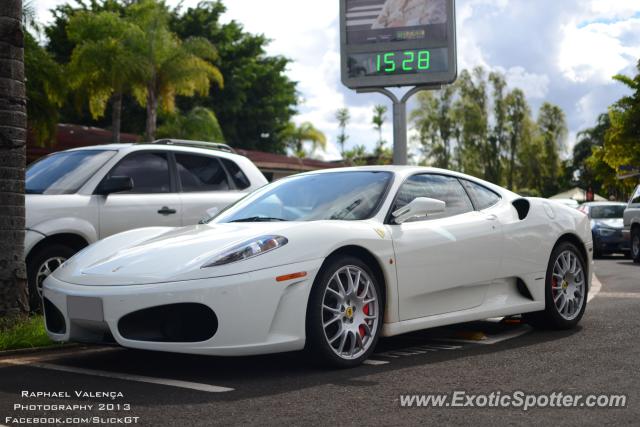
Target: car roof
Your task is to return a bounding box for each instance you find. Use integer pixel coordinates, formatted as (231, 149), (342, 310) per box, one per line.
(63, 143), (248, 162)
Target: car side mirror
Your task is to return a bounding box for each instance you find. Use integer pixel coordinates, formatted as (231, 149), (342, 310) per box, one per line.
(392, 197), (446, 224)
(97, 176), (133, 196)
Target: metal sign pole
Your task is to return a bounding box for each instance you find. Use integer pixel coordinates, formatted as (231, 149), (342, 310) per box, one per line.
(357, 86), (440, 165)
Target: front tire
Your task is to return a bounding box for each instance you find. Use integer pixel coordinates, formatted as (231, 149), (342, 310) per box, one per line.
(524, 242), (588, 330)
(631, 229), (640, 264)
(27, 244), (76, 313)
(305, 256), (383, 368)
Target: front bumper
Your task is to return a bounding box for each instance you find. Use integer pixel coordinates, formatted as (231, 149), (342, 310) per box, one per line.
(593, 230), (630, 254)
(43, 259), (323, 356)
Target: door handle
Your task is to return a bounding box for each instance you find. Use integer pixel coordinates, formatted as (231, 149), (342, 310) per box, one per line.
(485, 214), (498, 221)
(158, 207), (177, 216)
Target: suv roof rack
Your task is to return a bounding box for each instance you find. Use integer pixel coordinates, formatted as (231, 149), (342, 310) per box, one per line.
(152, 139), (236, 154)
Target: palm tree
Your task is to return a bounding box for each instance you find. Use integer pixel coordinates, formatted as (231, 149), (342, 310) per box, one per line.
(282, 122), (327, 158)
(372, 104), (387, 149)
(128, 0), (223, 140)
(157, 106), (224, 142)
(336, 107), (350, 158)
(0, 0), (29, 317)
(67, 11), (144, 143)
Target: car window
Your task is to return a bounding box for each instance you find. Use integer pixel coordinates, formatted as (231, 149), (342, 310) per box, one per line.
(632, 185), (640, 205)
(590, 205), (626, 219)
(108, 152), (171, 194)
(26, 150), (116, 195)
(460, 179), (501, 210)
(220, 158), (251, 190)
(393, 174), (474, 221)
(175, 153), (230, 192)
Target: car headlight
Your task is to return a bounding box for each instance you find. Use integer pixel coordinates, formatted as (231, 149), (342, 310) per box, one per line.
(598, 228), (616, 237)
(201, 235), (288, 268)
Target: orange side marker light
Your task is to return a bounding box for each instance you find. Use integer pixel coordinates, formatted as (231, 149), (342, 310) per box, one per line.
(276, 272), (307, 282)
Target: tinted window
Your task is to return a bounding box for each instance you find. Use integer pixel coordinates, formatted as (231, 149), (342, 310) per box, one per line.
(176, 154), (229, 192)
(461, 179), (501, 210)
(632, 185), (640, 205)
(26, 150), (116, 195)
(215, 172), (392, 222)
(220, 158), (250, 190)
(393, 174), (474, 221)
(590, 205), (626, 219)
(108, 152), (171, 194)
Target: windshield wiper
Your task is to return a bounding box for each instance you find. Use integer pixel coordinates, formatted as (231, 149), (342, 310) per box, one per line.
(230, 216), (288, 223)
(329, 199), (362, 220)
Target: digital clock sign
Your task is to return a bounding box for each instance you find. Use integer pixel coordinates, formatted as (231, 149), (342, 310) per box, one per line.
(347, 47), (448, 78)
(340, 0), (457, 89)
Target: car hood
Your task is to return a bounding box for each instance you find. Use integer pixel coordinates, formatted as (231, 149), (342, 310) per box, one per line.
(51, 220), (392, 286)
(591, 218), (623, 229)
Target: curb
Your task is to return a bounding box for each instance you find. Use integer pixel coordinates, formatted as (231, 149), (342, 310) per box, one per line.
(0, 343), (79, 358)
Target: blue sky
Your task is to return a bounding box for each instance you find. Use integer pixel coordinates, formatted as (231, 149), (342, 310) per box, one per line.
(36, 0), (640, 161)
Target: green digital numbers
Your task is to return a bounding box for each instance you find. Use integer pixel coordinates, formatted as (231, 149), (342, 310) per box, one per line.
(417, 50), (430, 70)
(402, 51), (415, 71)
(375, 50), (430, 74)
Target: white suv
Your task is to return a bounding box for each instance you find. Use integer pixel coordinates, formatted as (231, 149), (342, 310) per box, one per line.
(25, 140), (267, 308)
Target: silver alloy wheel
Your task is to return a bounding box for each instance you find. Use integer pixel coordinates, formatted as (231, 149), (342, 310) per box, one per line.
(321, 265), (379, 360)
(35, 257), (67, 297)
(633, 233), (640, 258)
(551, 250), (585, 321)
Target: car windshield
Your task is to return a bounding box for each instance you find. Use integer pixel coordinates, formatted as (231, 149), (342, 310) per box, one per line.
(26, 150), (116, 195)
(590, 205), (626, 219)
(213, 171), (393, 223)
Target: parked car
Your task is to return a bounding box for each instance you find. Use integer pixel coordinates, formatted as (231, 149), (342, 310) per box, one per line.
(578, 202), (629, 257)
(43, 166), (592, 367)
(623, 183), (640, 263)
(25, 140), (268, 309)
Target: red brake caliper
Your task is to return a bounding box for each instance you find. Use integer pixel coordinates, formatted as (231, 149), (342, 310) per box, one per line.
(359, 304), (370, 337)
(552, 277), (558, 298)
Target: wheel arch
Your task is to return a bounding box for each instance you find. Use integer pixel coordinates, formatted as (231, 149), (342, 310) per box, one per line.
(554, 233), (589, 277)
(321, 245), (388, 308)
(26, 233), (89, 264)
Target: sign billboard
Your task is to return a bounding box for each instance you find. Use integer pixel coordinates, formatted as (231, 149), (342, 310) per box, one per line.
(340, 0), (457, 89)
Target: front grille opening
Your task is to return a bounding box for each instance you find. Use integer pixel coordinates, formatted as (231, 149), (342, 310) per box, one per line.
(43, 298), (66, 334)
(118, 303), (217, 343)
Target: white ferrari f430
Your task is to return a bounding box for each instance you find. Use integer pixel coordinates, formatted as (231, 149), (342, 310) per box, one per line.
(43, 167), (593, 367)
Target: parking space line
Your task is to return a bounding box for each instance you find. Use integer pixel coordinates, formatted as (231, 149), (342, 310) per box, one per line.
(3, 360), (234, 393)
(589, 274), (602, 302)
(363, 359), (389, 365)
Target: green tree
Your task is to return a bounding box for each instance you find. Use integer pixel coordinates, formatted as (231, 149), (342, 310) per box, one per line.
(336, 107), (350, 158)
(24, 32), (66, 145)
(282, 122), (326, 158)
(67, 10), (143, 142)
(171, 1), (297, 153)
(0, 0), (29, 317)
(127, 0), (223, 140)
(486, 71), (507, 184)
(372, 104), (387, 149)
(537, 102), (567, 197)
(504, 89), (531, 190)
(344, 144), (368, 166)
(157, 106), (224, 142)
(411, 86), (456, 169)
(454, 67), (488, 177)
(602, 60), (640, 175)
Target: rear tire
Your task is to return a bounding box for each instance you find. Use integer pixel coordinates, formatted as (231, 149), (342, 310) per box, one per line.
(305, 255), (383, 368)
(27, 244), (76, 313)
(524, 242), (588, 330)
(631, 229), (640, 264)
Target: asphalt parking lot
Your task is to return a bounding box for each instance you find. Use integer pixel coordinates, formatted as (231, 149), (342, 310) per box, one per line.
(1, 257), (638, 426)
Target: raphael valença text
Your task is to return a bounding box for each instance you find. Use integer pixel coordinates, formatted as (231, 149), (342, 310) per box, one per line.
(22, 391), (124, 400)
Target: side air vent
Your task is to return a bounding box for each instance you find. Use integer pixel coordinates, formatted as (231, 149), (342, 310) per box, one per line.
(512, 199), (531, 220)
(516, 278), (534, 301)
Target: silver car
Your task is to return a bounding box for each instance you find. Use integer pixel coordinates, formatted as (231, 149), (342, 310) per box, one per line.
(623, 183), (640, 263)
(25, 140), (267, 309)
